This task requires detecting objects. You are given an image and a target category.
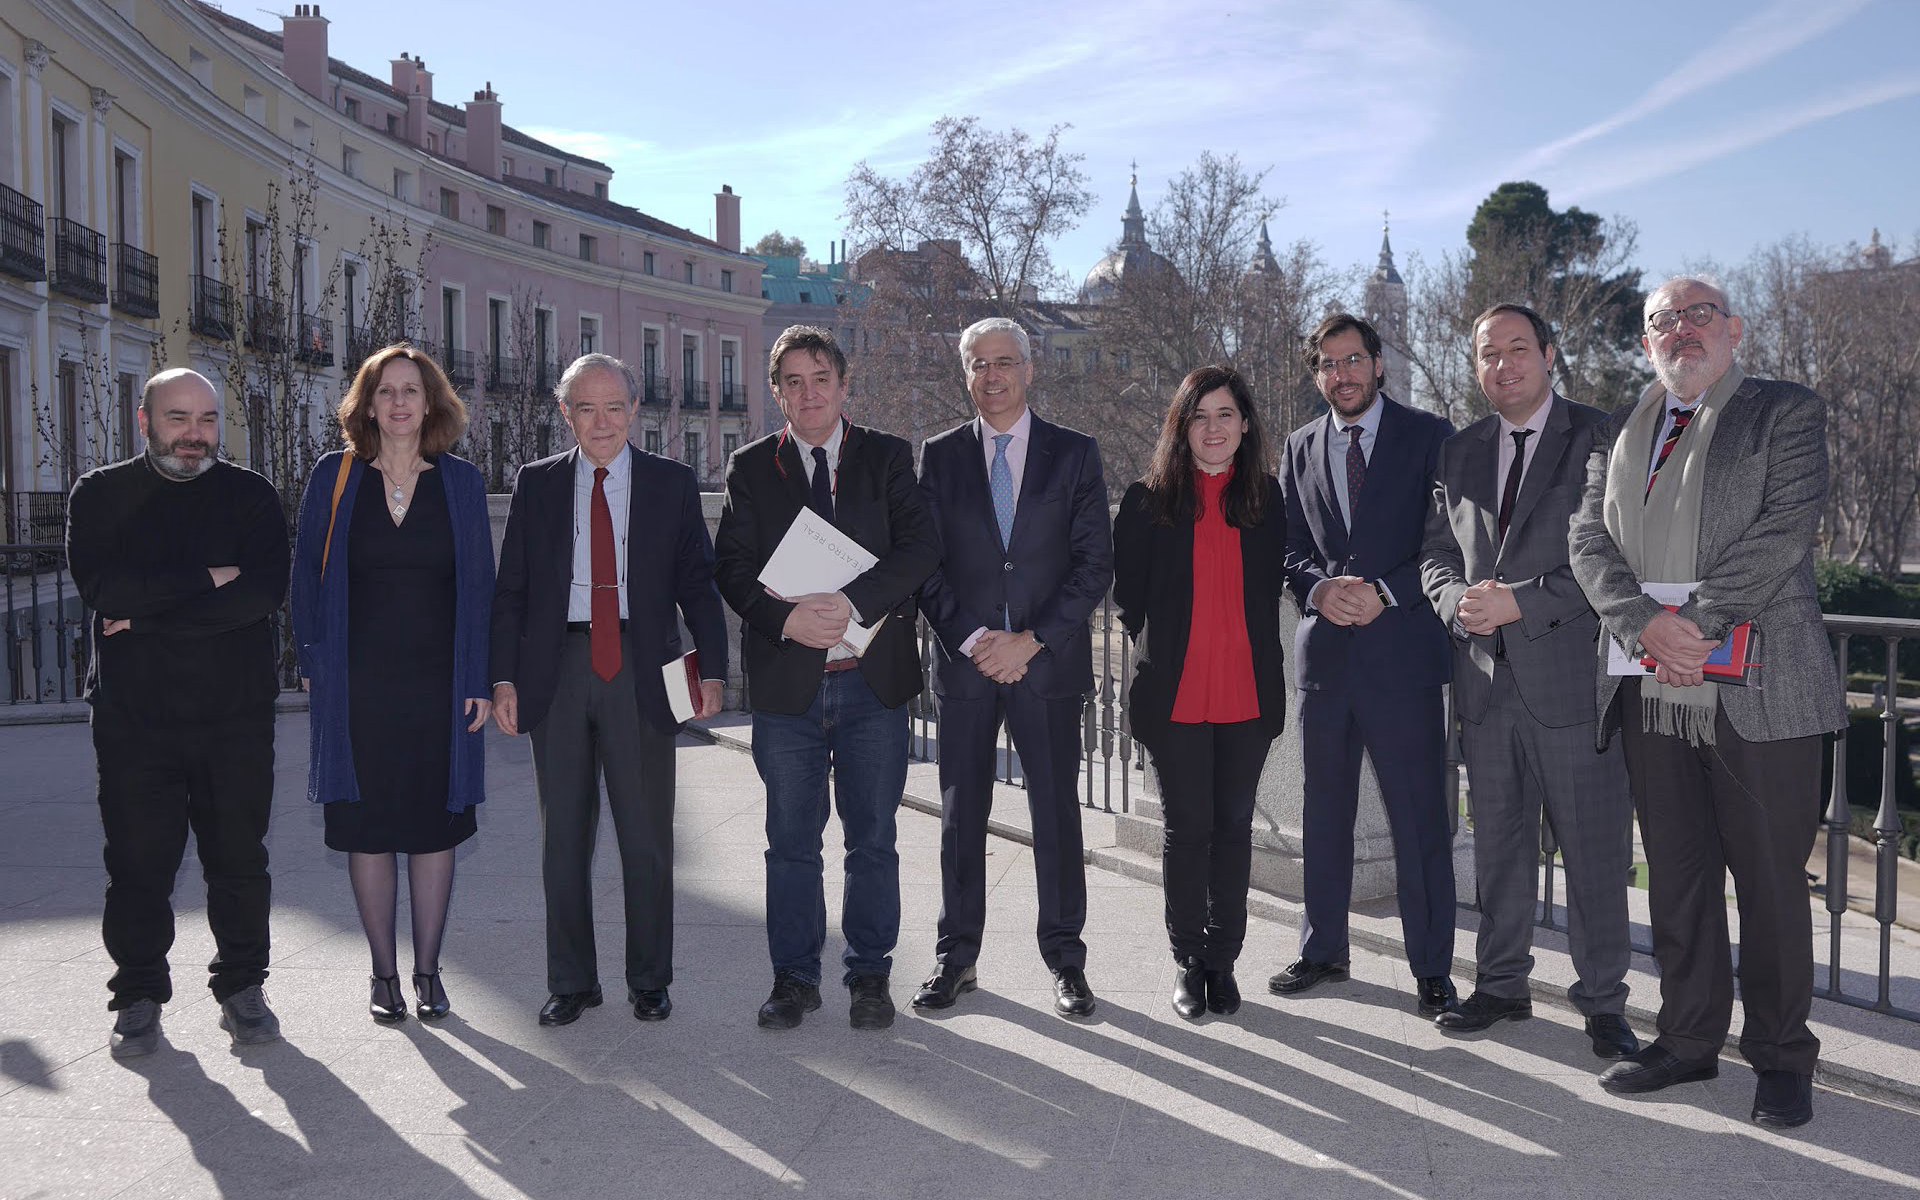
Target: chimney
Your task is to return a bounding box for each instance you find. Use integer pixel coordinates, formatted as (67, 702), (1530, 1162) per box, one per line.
(281, 4), (329, 101)
(465, 83), (502, 180)
(390, 51), (415, 97)
(714, 184), (741, 253)
(404, 58), (432, 149)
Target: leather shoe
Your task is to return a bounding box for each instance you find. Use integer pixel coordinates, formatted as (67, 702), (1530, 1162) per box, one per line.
(910, 962), (977, 1010)
(631, 988), (671, 1021)
(1204, 968), (1241, 1015)
(1052, 965), (1097, 1018)
(1171, 960), (1207, 1021)
(1585, 1013), (1639, 1060)
(1434, 990), (1529, 1032)
(110, 999), (162, 1059)
(1599, 1045), (1718, 1094)
(1267, 957), (1349, 995)
(538, 988), (603, 1027)
(1415, 975), (1459, 1017)
(757, 972), (822, 1030)
(847, 973), (895, 1030)
(1751, 1069), (1813, 1128)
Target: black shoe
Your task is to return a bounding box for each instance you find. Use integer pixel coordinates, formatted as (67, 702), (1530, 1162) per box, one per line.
(1598, 1045), (1718, 1094)
(369, 975), (407, 1024)
(110, 999), (162, 1059)
(910, 962), (977, 1010)
(1585, 1013), (1639, 1060)
(848, 973), (895, 1031)
(1751, 1069), (1814, 1128)
(1204, 968), (1241, 1015)
(1052, 965), (1097, 1018)
(1267, 957), (1349, 995)
(219, 985), (283, 1045)
(1434, 991), (1530, 1032)
(1415, 976), (1459, 1017)
(757, 972), (822, 1030)
(631, 988), (671, 1022)
(538, 988), (603, 1027)
(413, 972), (450, 1021)
(1171, 960), (1207, 1021)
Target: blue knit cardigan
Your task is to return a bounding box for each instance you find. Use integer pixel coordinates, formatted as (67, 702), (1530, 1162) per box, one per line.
(290, 451), (495, 810)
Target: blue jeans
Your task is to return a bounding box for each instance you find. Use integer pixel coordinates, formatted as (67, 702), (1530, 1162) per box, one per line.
(752, 667), (908, 985)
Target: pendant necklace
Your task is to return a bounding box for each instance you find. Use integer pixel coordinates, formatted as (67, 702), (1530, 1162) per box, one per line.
(381, 458), (422, 519)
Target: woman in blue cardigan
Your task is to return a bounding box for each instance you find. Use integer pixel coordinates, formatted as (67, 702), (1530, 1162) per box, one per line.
(292, 343), (495, 1024)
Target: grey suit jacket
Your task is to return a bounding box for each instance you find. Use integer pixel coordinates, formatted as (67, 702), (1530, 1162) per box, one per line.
(1421, 394), (1606, 729)
(1567, 371), (1847, 748)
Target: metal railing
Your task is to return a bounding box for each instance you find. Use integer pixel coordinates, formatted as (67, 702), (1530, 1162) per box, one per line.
(719, 383), (749, 412)
(0, 183), (45, 281)
(680, 379), (710, 411)
(642, 374), (671, 407)
(48, 217), (107, 303)
(441, 347), (477, 390)
(1, 542), (87, 705)
(2, 493), (67, 547)
(112, 243), (159, 318)
(245, 294), (286, 352)
(190, 275), (234, 339)
(486, 353), (520, 392)
(294, 313), (334, 367)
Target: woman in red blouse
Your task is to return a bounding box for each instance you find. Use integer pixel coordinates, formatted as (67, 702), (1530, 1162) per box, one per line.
(1113, 366), (1288, 1019)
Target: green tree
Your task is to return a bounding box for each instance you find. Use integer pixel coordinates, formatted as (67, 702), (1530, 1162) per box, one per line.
(750, 230), (807, 259)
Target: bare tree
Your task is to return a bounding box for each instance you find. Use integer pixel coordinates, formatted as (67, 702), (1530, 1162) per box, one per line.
(470, 283), (571, 490)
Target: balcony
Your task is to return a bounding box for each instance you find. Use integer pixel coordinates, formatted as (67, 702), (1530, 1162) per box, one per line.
(112, 244), (159, 318)
(190, 275), (235, 340)
(441, 347), (477, 390)
(48, 218), (107, 304)
(0, 184), (46, 281)
(487, 354), (520, 392)
(718, 383), (749, 412)
(295, 313), (334, 367)
(680, 379), (710, 411)
(531, 359), (559, 396)
(642, 373), (671, 407)
(246, 295), (286, 352)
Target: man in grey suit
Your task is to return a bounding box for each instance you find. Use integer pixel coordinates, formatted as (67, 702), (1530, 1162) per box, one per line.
(1421, 304), (1638, 1060)
(1569, 276), (1846, 1129)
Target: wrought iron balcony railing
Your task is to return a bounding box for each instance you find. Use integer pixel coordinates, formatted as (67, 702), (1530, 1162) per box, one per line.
(246, 295), (286, 352)
(1, 184), (46, 282)
(680, 379), (710, 411)
(441, 347), (476, 389)
(112, 243), (159, 318)
(718, 383), (749, 412)
(295, 313), (334, 367)
(190, 275), (235, 340)
(48, 217), (107, 304)
(642, 374), (671, 407)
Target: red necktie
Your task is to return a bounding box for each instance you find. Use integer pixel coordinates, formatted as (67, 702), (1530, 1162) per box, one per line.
(1645, 407), (1693, 501)
(590, 466), (621, 681)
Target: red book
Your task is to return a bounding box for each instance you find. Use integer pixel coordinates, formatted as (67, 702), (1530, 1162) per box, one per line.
(662, 650), (701, 721)
(1639, 607), (1758, 685)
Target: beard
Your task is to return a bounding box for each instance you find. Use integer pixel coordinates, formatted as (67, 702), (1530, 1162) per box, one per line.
(148, 437), (217, 480)
(1650, 340), (1722, 399)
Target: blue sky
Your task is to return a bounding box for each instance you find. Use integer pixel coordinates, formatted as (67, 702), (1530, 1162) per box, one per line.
(312, 0), (1920, 295)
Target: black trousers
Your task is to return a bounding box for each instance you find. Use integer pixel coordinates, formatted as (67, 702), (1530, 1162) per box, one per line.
(1618, 681), (1823, 1074)
(1149, 719), (1272, 968)
(93, 709), (275, 1010)
(934, 684), (1088, 971)
(529, 633), (676, 997)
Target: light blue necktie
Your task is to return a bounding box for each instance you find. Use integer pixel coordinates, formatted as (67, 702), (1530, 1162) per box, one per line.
(990, 433), (1015, 630)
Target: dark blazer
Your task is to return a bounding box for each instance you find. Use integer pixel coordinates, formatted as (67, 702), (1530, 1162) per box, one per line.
(1112, 474), (1288, 752)
(490, 443), (728, 735)
(919, 413), (1114, 701)
(1280, 395), (1453, 690)
(1420, 394), (1607, 729)
(293, 451), (495, 808)
(712, 423), (940, 716)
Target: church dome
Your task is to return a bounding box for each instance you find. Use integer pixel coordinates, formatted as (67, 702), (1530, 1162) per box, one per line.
(1080, 170), (1176, 305)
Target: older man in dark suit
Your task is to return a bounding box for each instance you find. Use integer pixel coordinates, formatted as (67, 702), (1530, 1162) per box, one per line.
(913, 316), (1113, 1018)
(1421, 304), (1636, 1059)
(1570, 276), (1846, 1128)
(1271, 313), (1459, 1017)
(713, 325), (939, 1032)
(491, 353), (729, 1028)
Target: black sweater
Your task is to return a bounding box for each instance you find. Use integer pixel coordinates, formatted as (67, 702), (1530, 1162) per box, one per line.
(66, 456), (291, 722)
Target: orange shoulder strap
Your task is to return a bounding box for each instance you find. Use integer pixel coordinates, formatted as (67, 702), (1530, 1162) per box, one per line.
(320, 454), (353, 577)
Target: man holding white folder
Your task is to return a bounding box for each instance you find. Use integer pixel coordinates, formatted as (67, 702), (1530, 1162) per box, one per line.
(714, 326), (940, 1032)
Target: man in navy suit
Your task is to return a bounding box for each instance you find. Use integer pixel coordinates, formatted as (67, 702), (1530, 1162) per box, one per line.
(1270, 314), (1459, 1016)
(913, 317), (1114, 1019)
(491, 353), (729, 1028)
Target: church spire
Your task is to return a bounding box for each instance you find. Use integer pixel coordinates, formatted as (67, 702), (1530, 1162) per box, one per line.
(1372, 208), (1402, 285)
(1119, 160), (1147, 250)
(1249, 216), (1280, 275)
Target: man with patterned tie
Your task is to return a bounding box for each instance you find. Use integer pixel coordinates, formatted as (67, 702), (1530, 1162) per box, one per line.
(491, 353), (728, 1027)
(1420, 304), (1638, 1060)
(1270, 313), (1460, 1016)
(913, 317), (1114, 1019)
(713, 326), (939, 1031)
(1570, 276), (1845, 1128)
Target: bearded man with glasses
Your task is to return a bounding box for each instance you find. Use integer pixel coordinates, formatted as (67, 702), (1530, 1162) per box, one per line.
(1569, 275), (1845, 1128)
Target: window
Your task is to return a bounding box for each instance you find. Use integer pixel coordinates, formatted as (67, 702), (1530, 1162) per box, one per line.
(117, 373), (138, 459)
(684, 261), (695, 285)
(535, 308), (554, 387)
(344, 97), (360, 122)
(113, 150), (137, 245)
(723, 432), (739, 460)
(1054, 347), (1070, 365)
(488, 297), (507, 362)
(387, 113), (398, 136)
(643, 427), (661, 455)
(243, 86), (265, 124)
(1115, 349), (1131, 371)
(441, 286), (461, 351)
(720, 269), (733, 294)
(50, 113), (74, 218)
(341, 144), (360, 179)
(798, 291), (811, 304)
(191, 192), (215, 275)
(544, 167), (556, 186)
(188, 47), (213, 88)
(486, 205), (506, 236)
(579, 316), (599, 355)
(393, 168), (414, 203)
(439, 189), (459, 219)
(1082, 347), (1099, 371)
(427, 131), (438, 153)
(0, 348), (12, 495)
(684, 428), (702, 472)
(642, 251), (655, 275)
(293, 117), (311, 147)
(578, 234), (595, 263)
(502, 156), (514, 177)
(683, 334), (699, 386)
(58, 362), (80, 483)
(532, 221), (550, 249)
(245, 218), (269, 297)
(593, 182), (606, 199)
(536, 422), (552, 458)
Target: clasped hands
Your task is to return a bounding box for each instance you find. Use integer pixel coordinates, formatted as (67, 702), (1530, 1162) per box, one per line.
(1455, 579), (1521, 636)
(971, 629), (1040, 684)
(1638, 609), (1719, 688)
(1314, 575), (1386, 627)
(776, 589), (856, 651)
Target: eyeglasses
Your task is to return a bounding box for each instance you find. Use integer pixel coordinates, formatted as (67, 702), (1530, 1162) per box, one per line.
(1646, 301), (1731, 334)
(967, 357), (1026, 375)
(1313, 351), (1375, 375)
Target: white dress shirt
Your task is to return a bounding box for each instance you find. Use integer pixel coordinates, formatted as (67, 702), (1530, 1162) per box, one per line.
(1311, 399), (1395, 610)
(568, 443), (631, 622)
(1495, 394), (1555, 511)
(789, 421), (860, 662)
(960, 406), (1035, 655)
(1646, 389), (1701, 489)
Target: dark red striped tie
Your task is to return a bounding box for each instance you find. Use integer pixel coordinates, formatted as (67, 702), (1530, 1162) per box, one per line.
(1645, 407), (1693, 501)
(590, 466), (621, 680)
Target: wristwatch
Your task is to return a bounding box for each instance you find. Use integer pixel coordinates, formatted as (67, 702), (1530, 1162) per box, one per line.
(1372, 580), (1394, 608)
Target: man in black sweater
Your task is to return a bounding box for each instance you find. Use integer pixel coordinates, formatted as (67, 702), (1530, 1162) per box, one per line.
(65, 368), (290, 1056)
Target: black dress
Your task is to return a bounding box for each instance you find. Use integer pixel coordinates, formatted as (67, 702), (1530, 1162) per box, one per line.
(324, 464), (477, 854)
